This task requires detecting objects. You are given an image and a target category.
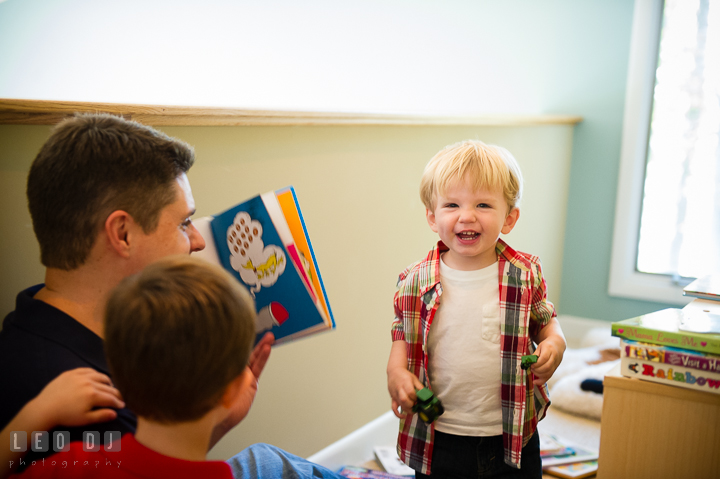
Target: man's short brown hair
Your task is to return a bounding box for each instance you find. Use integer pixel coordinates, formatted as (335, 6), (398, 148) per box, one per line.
(27, 113), (195, 270)
(104, 255), (256, 423)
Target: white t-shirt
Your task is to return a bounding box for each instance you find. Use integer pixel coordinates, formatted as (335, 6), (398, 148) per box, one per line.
(427, 256), (503, 436)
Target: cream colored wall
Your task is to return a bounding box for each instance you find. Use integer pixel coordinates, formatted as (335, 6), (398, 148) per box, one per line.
(0, 123), (575, 459)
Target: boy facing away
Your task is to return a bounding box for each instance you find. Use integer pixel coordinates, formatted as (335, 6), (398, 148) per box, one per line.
(387, 140), (566, 478)
(13, 256), (341, 479)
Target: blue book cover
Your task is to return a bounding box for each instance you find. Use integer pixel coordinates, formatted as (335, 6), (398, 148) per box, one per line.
(199, 191), (332, 345)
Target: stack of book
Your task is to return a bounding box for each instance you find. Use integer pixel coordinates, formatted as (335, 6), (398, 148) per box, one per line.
(611, 275), (720, 395)
(540, 433), (598, 479)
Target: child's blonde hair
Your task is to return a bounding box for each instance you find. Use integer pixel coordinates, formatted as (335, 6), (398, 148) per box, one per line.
(419, 140), (523, 211)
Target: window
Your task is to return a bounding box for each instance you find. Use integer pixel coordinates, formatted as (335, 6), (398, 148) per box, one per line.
(610, 0), (720, 305)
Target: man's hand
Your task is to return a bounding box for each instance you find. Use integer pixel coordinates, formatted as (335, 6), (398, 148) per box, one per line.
(249, 331), (274, 380)
(209, 332), (275, 449)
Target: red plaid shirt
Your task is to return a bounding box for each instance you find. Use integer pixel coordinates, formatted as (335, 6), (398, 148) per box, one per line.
(391, 239), (555, 473)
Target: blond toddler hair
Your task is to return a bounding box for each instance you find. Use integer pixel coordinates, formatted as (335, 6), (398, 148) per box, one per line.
(419, 140), (523, 212)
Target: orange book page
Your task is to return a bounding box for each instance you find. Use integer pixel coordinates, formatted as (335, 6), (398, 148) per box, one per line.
(276, 189), (331, 321)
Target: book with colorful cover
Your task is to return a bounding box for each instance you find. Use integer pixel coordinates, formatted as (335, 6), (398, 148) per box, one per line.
(619, 339), (720, 394)
(540, 433), (573, 458)
(611, 308), (720, 355)
(193, 186), (335, 345)
(543, 460), (598, 479)
(539, 435), (598, 468)
(683, 275), (720, 302)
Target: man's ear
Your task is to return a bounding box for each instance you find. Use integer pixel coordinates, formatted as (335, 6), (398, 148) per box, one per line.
(104, 210), (134, 258)
(426, 208), (439, 233)
(501, 207), (520, 235)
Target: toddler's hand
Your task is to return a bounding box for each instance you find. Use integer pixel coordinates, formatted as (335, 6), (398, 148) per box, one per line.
(387, 368), (424, 419)
(529, 338), (565, 387)
(32, 368), (125, 428)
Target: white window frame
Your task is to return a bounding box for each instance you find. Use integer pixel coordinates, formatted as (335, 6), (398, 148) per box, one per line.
(609, 0), (692, 306)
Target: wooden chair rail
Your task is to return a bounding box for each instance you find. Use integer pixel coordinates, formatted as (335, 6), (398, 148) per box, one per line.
(0, 99), (583, 127)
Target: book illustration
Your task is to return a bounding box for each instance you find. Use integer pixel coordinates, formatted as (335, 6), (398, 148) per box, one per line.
(226, 211), (286, 294)
(192, 186), (334, 345)
(256, 302), (289, 334)
(611, 308), (720, 355)
(683, 275), (720, 302)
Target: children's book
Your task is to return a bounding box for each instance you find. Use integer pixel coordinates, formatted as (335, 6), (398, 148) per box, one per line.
(543, 460), (598, 479)
(683, 275), (720, 302)
(611, 308), (720, 355)
(619, 339), (720, 394)
(540, 433), (573, 458)
(193, 186), (335, 346)
(540, 435), (598, 468)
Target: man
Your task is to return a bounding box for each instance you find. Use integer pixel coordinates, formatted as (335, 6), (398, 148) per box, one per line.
(0, 114), (336, 478)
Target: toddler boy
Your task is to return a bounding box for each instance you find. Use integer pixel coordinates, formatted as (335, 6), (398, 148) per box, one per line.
(387, 140), (566, 478)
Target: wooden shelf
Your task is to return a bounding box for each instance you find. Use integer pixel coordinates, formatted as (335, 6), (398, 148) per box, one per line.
(0, 99), (583, 127)
(597, 365), (720, 478)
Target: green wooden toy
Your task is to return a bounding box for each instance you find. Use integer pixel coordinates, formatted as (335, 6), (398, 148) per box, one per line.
(521, 354), (538, 370)
(412, 387), (444, 424)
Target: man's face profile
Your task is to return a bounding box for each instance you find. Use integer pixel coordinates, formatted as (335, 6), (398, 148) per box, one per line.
(132, 173), (205, 271)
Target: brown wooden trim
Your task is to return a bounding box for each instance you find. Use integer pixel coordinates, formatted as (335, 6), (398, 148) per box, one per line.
(0, 99), (583, 126)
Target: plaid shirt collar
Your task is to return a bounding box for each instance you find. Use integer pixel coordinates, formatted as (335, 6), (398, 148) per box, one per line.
(416, 238), (528, 289)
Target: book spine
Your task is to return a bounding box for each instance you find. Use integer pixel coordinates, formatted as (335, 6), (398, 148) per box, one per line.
(612, 323), (720, 355)
(684, 291), (720, 302)
(621, 340), (720, 374)
(620, 356), (720, 394)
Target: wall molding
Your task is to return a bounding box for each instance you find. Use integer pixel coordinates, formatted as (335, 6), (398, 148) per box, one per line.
(0, 99), (582, 127)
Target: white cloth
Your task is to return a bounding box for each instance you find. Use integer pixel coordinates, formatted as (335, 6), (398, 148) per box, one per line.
(427, 256), (503, 436)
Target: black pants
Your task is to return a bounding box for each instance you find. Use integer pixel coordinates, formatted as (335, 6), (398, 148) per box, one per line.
(415, 430), (542, 479)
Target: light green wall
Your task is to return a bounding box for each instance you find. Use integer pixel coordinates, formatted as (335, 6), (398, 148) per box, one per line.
(551, 1), (679, 320)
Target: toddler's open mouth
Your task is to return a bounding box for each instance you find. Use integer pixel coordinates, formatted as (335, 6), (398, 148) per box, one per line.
(456, 231), (479, 240)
